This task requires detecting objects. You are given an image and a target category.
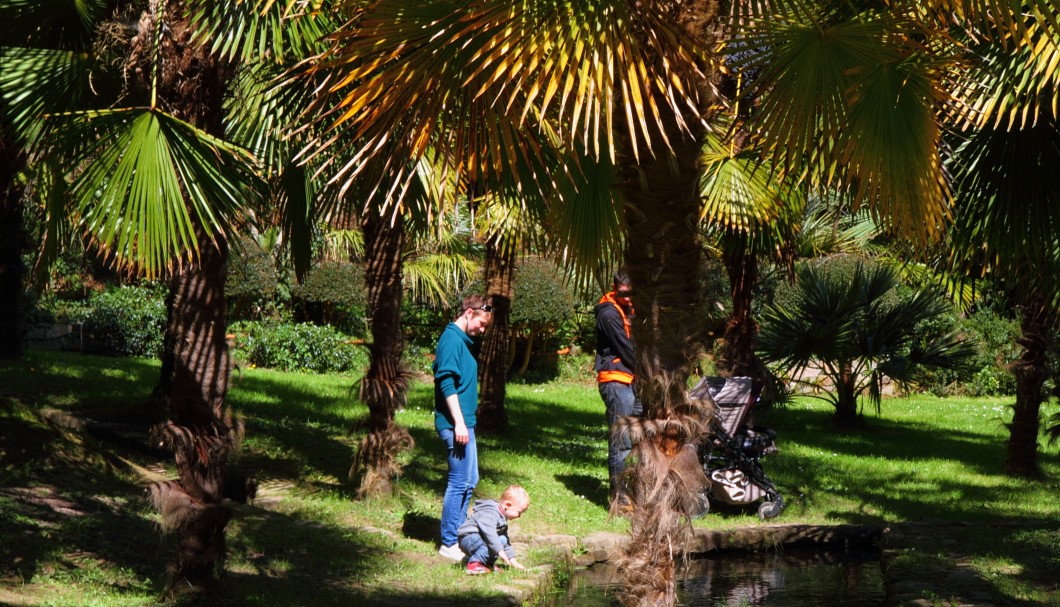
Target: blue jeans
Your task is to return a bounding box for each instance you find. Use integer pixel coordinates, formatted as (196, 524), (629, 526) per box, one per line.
(459, 531), (511, 566)
(438, 427), (479, 546)
(599, 381), (642, 492)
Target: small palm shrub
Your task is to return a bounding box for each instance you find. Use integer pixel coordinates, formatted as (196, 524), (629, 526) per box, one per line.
(229, 320), (368, 374)
(757, 258), (974, 426)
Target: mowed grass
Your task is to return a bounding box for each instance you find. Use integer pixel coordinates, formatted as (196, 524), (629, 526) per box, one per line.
(1, 350), (1058, 606)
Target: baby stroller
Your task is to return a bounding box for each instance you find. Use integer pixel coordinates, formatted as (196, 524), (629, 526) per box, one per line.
(691, 376), (785, 520)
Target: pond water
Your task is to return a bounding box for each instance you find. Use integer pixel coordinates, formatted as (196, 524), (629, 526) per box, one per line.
(544, 547), (885, 607)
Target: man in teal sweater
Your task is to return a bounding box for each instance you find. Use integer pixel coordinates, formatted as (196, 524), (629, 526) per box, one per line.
(434, 294), (494, 560)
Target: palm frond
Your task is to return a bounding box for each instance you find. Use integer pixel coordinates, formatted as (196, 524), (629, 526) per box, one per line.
(841, 54), (950, 242)
(731, 11), (893, 184)
(28, 157), (72, 291)
(187, 0), (343, 64)
(547, 146), (624, 292)
(293, 0), (709, 201)
(951, 25), (1060, 131)
(321, 228), (364, 261)
(0, 47), (94, 142)
(948, 115), (1060, 284)
(56, 108), (262, 277)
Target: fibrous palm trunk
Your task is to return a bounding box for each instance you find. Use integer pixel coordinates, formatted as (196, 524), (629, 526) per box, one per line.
(834, 361), (859, 428)
(610, 4), (721, 605)
(477, 239), (515, 434)
(152, 231), (239, 596)
(1003, 305), (1050, 478)
(137, 3), (241, 595)
(717, 239), (759, 377)
(349, 208), (414, 498)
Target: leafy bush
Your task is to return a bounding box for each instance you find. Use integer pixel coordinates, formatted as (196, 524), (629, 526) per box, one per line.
(229, 320), (368, 374)
(510, 257), (574, 332)
(955, 308), (1021, 396)
(78, 285), (167, 358)
(290, 261), (368, 335)
(226, 236), (285, 321)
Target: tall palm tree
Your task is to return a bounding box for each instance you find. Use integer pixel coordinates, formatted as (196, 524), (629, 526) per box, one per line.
(4, 0), (343, 594)
(291, 3), (720, 604)
(292, 0), (1059, 604)
(945, 16), (1060, 477)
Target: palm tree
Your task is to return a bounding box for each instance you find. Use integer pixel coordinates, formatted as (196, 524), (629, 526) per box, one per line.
(290, 3), (722, 604)
(696, 115), (805, 378)
(291, 0), (1059, 604)
(945, 17), (1060, 477)
(757, 259), (974, 426)
(3, 0), (343, 594)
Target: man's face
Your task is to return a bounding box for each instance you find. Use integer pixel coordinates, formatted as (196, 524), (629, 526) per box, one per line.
(614, 284), (633, 305)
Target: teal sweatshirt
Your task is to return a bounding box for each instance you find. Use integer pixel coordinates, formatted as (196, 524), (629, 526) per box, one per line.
(433, 322), (478, 431)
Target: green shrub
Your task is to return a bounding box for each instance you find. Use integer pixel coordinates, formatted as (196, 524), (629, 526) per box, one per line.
(290, 261), (368, 335)
(78, 285), (167, 358)
(229, 320), (368, 374)
(226, 236), (285, 321)
(956, 308), (1021, 396)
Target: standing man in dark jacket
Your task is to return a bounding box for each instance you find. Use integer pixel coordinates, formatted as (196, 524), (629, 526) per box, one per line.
(594, 270), (642, 499)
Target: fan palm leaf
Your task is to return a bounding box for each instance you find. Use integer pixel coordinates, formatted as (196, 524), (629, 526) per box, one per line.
(56, 108), (261, 277)
(293, 0), (710, 202)
(729, 6), (950, 241)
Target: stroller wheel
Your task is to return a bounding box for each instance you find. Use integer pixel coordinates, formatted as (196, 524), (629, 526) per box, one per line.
(757, 499), (785, 520)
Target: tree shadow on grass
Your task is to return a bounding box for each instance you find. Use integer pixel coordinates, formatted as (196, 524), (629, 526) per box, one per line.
(763, 404), (1060, 525)
(555, 473), (609, 509)
(401, 510), (440, 544)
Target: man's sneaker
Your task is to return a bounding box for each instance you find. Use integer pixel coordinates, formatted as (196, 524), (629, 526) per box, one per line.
(465, 561), (491, 575)
(438, 543), (464, 561)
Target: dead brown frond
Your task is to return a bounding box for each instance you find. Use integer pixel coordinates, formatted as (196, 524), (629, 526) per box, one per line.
(147, 480), (203, 533)
(610, 382), (715, 606)
(349, 424), (415, 498)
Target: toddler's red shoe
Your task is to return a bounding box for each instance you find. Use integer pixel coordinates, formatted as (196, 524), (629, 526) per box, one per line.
(465, 561), (491, 575)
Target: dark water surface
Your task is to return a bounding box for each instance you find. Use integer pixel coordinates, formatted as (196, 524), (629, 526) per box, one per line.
(545, 547), (885, 607)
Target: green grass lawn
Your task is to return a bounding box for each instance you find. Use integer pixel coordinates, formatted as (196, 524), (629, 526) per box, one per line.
(1, 350), (1058, 606)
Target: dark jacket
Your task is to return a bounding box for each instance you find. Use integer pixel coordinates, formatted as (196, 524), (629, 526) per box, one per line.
(594, 292), (635, 384)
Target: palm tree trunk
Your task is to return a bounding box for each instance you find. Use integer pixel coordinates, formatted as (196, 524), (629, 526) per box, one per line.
(153, 235), (238, 596)
(0, 144), (26, 359)
(138, 4), (239, 595)
(717, 238), (759, 377)
(835, 361), (859, 428)
(610, 5), (722, 605)
(349, 208), (414, 498)
(477, 239), (515, 434)
(1003, 306), (1049, 478)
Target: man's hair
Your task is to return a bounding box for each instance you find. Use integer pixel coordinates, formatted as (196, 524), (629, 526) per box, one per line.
(500, 484), (529, 505)
(455, 294), (492, 320)
(613, 269), (631, 289)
